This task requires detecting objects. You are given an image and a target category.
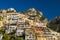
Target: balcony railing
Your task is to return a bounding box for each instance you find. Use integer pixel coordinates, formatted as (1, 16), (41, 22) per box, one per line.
(9, 20), (18, 24)
(24, 25), (31, 28)
(11, 15), (18, 20)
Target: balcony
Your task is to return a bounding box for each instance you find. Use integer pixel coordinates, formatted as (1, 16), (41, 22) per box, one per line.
(18, 24), (24, 27)
(9, 20), (18, 24)
(44, 30), (51, 34)
(18, 18), (25, 24)
(24, 24), (31, 28)
(7, 15), (11, 20)
(5, 25), (17, 30)
(11, 15), (18, 20)
(9, 25), (17, 29)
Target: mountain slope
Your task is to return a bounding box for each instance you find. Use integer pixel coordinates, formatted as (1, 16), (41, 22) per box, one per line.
(47, 16), (60, 33)
(23, 8), (48, 23)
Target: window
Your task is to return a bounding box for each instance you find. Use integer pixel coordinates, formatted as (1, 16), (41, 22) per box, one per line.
(11, 15), (18, 19)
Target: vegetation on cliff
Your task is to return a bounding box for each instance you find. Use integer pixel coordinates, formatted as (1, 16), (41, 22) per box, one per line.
(47, 16), (60, 33)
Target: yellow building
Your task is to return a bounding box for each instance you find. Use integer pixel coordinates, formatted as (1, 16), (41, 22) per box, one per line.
(0, 9), (7, 28)
(0, 14), (3, 28)
(0, 21), (3, 28)
(37, 35), (46, 40)
(36, 34), (58, 40)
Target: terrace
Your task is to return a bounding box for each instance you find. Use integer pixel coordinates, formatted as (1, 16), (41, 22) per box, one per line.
(9, 19), (18, 24)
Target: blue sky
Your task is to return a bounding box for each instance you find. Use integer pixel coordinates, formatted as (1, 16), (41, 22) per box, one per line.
(0, 0), (60, 20)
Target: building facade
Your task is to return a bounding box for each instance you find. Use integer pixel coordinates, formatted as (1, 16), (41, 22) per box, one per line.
(0, 8), (60, 40)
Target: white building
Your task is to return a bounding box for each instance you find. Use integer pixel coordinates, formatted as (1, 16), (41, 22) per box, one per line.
(16, 27), (24, 36)
(25, 29), (35, 40)
(7, 8), (16, 12)
(18, 18), (25, 24)
(0, 34), (3, 40)
(5, 25), (17, 34)
(11, 14), (18, 20)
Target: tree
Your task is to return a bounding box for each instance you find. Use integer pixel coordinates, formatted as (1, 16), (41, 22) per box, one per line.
(39, 16), (45, 21)
(0, 27), (5, 34)
(9, 35), (16, 40)
(17, 37), (23, 40)
(2, 34), (9, 40)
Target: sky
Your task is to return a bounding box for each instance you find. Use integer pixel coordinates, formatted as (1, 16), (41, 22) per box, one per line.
(0, 0), (60, 20)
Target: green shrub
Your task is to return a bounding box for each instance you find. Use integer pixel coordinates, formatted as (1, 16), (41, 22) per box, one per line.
(39, 16), (45, 21)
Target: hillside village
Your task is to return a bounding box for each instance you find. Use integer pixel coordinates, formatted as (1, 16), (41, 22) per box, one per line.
(0, 8), (60, 40)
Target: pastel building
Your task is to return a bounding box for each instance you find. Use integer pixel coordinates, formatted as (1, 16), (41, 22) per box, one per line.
(37, 34), (54, 40)
(36, 28), (59, 40)
(0, 8), (60, 40)
(25, 28), (35, 40)
(16, 27), (24, 36)
(5, 25), (17, 34)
